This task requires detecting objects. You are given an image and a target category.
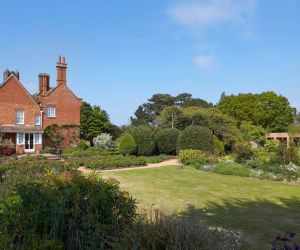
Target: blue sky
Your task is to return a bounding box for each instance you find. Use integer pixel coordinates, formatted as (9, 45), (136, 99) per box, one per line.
(0, 0), (299, 125)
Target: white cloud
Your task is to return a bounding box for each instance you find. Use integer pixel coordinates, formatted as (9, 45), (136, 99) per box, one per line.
(193, 55), (217, 70)
(169, 0), (256, 28)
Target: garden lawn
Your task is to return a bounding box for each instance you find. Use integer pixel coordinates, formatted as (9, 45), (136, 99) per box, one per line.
(101, 166), (300, 249)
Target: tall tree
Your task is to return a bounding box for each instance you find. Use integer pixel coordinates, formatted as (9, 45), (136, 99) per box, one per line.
(175, 93), (192, 106)
(183, 98), (214, 108)
(80, 102), (111, 142)
(159, 106), (184, 129)
(218, 91), (296, 132)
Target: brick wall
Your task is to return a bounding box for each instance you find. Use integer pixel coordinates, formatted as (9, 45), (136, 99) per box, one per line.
(39, 84), (82, 127)
(0, 76), (41, 126)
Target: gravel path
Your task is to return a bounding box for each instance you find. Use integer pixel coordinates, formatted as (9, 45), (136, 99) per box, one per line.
(77, 158), (180, 174)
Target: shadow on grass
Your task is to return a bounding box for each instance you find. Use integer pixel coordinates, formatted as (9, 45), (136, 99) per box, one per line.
(179, 197), (300, 249)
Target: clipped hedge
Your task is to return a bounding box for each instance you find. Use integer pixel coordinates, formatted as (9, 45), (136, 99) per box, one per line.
(177, 126), (213, 152)
(119, 133), (137, 155)
(155, 128), (180, 155)
(129, 126), (155, 156)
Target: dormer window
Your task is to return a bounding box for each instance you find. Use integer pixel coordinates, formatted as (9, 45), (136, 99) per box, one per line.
(46, 105), (56, 118)
(15, 109), (24, 125)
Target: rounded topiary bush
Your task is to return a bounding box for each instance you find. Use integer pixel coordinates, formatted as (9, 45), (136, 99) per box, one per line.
(177, 126), (213, 152)
(155, 128), (180, 155)
(118, 133), (137, 155)
(129, 126), (155, 156)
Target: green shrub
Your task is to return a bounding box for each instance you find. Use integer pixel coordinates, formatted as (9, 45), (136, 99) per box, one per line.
(179, 149), (209, 167)
(213, 136), (225, 156)
(119, 133), (137, 155)
(63, 147), (119, 157)
(41, 146), (52, 154)
(0, 172), (136, 249)
(177, 126), (213, 152)
(273, 145), (300, 166)
(234, 143), (254, 164)
(213, 162), (250, 177)
(155, 128), (180, 155)
(77, 139), (89, 149)
(264, 140), (279, 152)
(129, 126), (155, 156)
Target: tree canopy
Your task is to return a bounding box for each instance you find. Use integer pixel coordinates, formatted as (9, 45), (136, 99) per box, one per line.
(218, 91), (296, 132)
(80, 102), (112, 142)
(131, 93), (213, 126)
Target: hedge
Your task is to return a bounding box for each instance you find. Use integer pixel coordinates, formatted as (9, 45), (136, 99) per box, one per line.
(177, 126), (213, 152)
(155, 128), (180, 155)
(129, 126), (155, 156)
(119, 133), (137, 155)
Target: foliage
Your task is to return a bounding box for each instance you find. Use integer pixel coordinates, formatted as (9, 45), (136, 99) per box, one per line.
(129, 126), (155, 156)
(77, 139), (89, 149)
(80, 102), (112, 142)
(179, 149), (210, 167)
(234, 143), (254, 164)
(93, 133), (114, 149)
(218, 91), (296, 132)
(118, 133), (137, 156)
(131, 93), (214, 126)
(0, 172), (136, 249)
(76, 155), (147, 169)
(273, 145), (300, 166)
(155, 128), (180, 155)
(183, 98), (214, 109)
(117, 211), (239, 250)
(0, 139), (15, 156)
(43, 124), (63, 148)
(213, 162), (251, 177)
(159, 106), (184, 129)
(264, 140), (279, 152)
(272, 232), (300, 250)
(182, 107), (238, 146)
(240, 122), (266, 145)
(214, 136), (225, 156)
(62, 147), (119, 157)
(177, 126), (214, 152)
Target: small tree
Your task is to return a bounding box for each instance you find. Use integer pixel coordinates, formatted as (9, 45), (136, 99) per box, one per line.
(118, 133), (137, 155)
(93, 133), (113, 148)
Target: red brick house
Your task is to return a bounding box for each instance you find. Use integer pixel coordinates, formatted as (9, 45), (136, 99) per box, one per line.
(0, 56), (82, 153)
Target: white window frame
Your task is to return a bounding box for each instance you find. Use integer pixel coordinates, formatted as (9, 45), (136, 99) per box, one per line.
(15, 110), (24, 125)
(34, 133), (42, 144)
(34, 114), (41, 126)
(46, 105), (56, 118)
(17, 133), (24, 145)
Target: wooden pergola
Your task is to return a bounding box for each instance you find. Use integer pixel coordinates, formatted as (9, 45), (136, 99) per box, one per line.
(266, 132), (300, 147)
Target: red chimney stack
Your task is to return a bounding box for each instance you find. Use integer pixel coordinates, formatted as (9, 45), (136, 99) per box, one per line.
(38, 73), (50, 95)
(56, 55), (67, 85)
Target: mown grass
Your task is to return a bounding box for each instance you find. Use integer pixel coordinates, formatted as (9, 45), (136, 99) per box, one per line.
(101, 166), (300, 249)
